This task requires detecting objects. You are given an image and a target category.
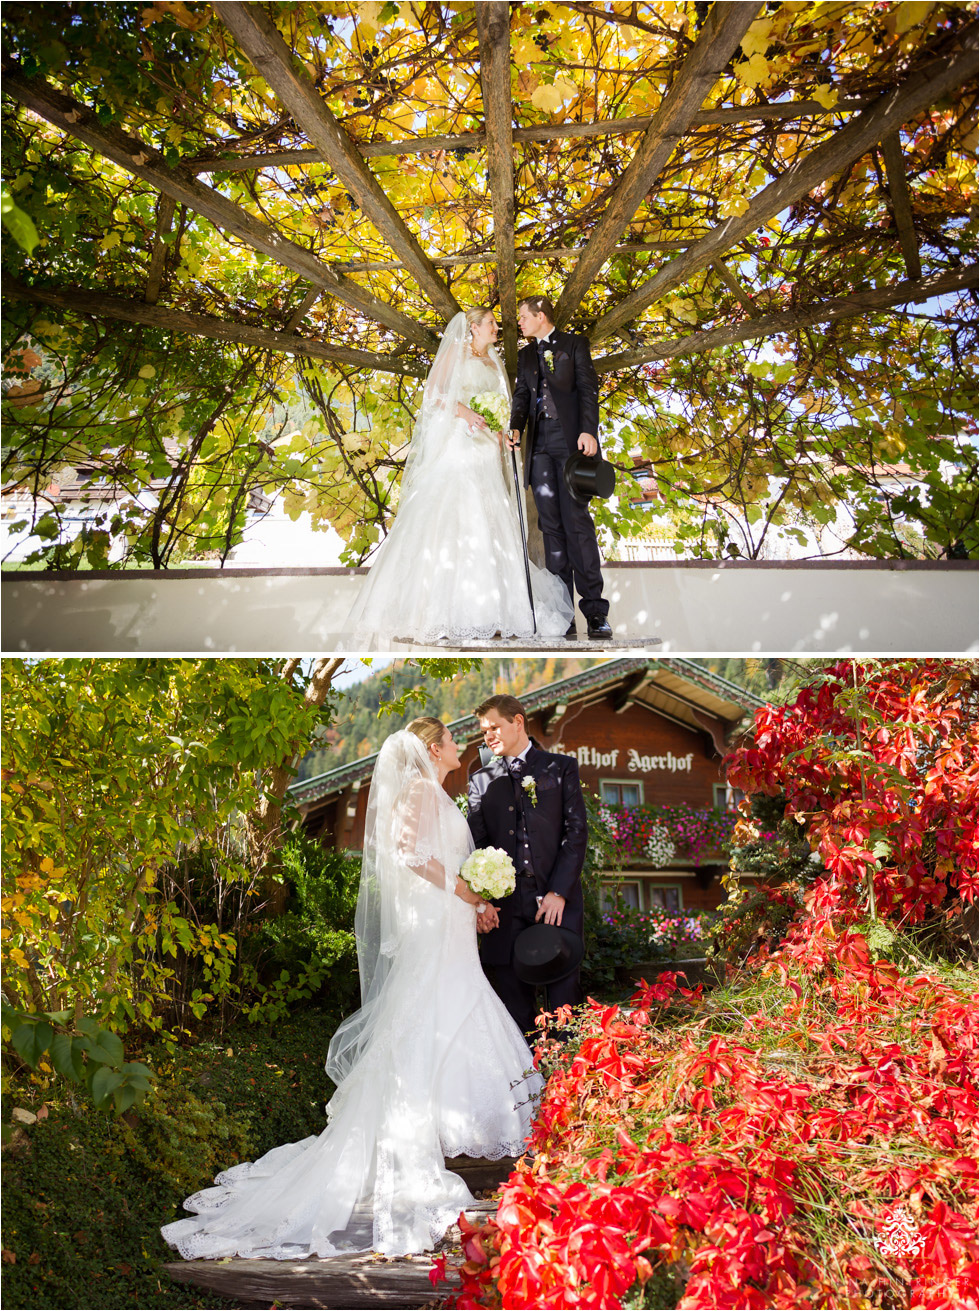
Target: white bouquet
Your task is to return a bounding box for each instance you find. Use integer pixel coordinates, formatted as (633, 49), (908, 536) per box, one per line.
(460, 847), (516, 901)
(470, 390), (510, 436)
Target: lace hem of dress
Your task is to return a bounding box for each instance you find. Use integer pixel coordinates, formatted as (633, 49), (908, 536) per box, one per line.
(441, 1135), (529, 1161)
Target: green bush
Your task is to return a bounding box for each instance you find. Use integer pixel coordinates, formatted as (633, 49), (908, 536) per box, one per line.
(244, 833), (360, 1024)
(582, 911), (656, 996)
(1, 1004), (340, 1310)
(581, 905), (718, 996)
(111, 1079), (252, 1197)
(708, 792), (819, 967)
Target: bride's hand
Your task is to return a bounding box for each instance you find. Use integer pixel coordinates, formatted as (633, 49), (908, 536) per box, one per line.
(460, 405), (490, 434)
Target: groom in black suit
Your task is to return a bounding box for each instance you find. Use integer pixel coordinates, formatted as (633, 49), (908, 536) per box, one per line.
(509, 295), (612, 641)
(466, 693), (587, 1035)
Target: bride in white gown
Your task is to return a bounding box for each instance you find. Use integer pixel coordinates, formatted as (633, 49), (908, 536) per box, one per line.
(161, 719), (542, 1261)
(343, 308), (573, 646)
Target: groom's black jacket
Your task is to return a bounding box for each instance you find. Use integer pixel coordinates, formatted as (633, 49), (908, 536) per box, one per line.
(510, 330), (601, 485)
(466, 742), (587, 968)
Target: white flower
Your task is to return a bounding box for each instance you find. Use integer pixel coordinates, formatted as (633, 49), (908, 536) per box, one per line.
(470, 390), (510, 434)
(522, 776), (538, 807)
(461, 847), (516, 901)
(645, 825), (676, 866)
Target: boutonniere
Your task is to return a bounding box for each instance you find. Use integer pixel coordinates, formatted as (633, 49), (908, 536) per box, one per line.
(522, 776), (538, 807)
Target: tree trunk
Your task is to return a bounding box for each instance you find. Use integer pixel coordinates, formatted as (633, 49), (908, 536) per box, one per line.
(243, 658), (344, 913)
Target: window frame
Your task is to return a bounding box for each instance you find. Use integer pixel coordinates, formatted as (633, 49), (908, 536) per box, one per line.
(599, 777), (645, 808)
(599, 873), (684, 913)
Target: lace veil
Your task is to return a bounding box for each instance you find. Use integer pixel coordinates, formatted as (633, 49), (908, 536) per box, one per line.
(399, 311), (514, 506)
(325, 729), (472, 1083)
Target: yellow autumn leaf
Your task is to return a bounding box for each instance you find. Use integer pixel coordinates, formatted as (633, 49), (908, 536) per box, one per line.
(357, 1), (384, 39)
(736, 53), (770, 88)
(893, 2), (936, 36)
(740, 18), (773, 59)
(531, 83), (564, 114)
(510, 34), (541, 65)
(720, 194), (751, 218)
(138, 364), (156, 379)
(812, 83), (839, 110)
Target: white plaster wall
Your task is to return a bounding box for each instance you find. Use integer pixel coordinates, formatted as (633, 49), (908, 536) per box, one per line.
(3, 564), (975, 653)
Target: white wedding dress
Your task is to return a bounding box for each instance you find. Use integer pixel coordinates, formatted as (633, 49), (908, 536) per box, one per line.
(161, 732), (541, 1261)
(342, 315), (573, 646)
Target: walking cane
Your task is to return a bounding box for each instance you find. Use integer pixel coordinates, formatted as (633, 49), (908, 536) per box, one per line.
(510, 439), (537, 635)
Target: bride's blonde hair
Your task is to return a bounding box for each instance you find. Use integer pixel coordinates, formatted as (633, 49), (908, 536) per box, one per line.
(465, 306), (493, 352)
(465, 306), (492, 331)
(406, 716), (446, 751)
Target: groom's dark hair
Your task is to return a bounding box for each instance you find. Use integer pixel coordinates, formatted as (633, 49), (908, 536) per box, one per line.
(474, 694), (527, 729)
(518, 295), (555, 323)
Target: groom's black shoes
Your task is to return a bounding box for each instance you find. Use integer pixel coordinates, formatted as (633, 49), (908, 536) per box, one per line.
(587, 615), (613, 641)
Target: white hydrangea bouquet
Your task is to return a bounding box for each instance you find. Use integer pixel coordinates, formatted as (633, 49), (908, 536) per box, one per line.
(460, 847), (516, 901)
(470, 390), (510, 436)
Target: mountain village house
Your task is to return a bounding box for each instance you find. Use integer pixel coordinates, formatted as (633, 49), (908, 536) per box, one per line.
(289, 660), (763, 915)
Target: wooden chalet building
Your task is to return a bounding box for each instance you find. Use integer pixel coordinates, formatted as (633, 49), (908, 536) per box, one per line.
(288, 659), (763, 915)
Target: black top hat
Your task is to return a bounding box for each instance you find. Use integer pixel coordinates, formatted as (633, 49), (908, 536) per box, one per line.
(513, 923), (584, 986)
(563, 453), (616, 505)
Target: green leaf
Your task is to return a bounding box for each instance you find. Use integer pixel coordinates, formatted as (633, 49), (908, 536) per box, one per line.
(9, 1019), (53, 1066)
(112, 1082), (140, 1114)
(90, 1065), (124, 1108)
(1, 184), (40, 255)
(93, 1029), (125, 1066)
(49, 1031), (85, 1082)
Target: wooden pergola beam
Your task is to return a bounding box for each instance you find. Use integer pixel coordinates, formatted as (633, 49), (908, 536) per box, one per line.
(144, 194), (176, 305)
(189, 99), (874, 173)
(555, 2), (760, 327)
(0, 57), (439, 352)
(217, 2), (459, 324)
(593, 265), (978, 374)
(590, 26), (979, 342)
(329, 238), (692, 274)
(710, 257), (759, 318)
(284, 286), (322, 332)
(475, 1), (517, 374)
(4, 279), (428, 379)
(880, 131), (923, 281)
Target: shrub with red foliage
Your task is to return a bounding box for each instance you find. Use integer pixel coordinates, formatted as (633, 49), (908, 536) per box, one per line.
(435, 663), (978, 1311)
(437, 947), (977, 1310)
(726, 659), (977, 926)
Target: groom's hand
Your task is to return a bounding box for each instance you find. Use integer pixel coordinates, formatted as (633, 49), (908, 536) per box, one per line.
(507, 429), (522, 450)
(476, 905), (499, 933)
(535, 892), (565, 926)
(577, 433), (598, 457)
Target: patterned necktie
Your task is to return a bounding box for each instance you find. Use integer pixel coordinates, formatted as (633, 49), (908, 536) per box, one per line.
(535, 340), (547, 412)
